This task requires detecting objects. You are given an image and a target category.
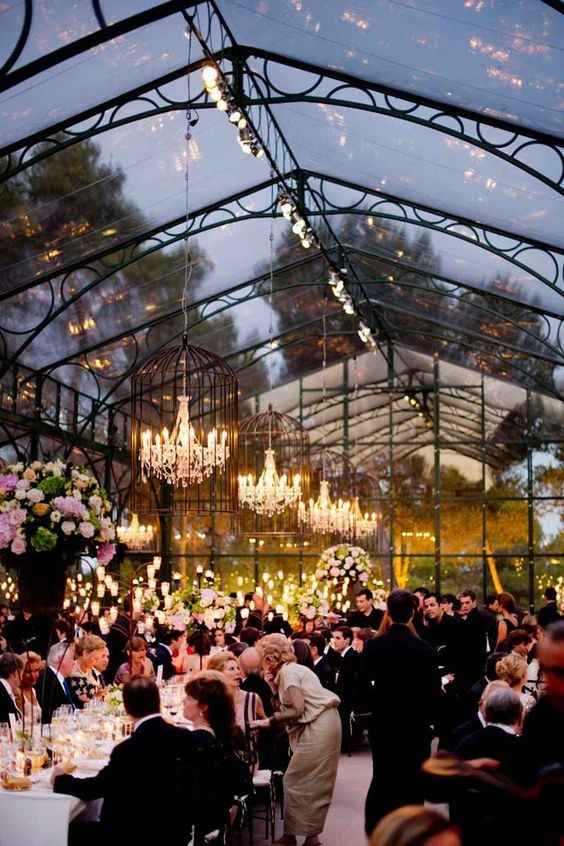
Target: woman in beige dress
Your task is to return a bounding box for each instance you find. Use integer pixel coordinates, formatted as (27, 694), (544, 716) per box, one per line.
(252, 633), (341, 846)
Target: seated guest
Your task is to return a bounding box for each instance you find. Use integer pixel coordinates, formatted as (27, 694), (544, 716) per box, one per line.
(348, 589), (384, 630)
(68, 634), (107, 708)
(114, 637), (155, 685)
(456, 687), (528, 785)
(92, 644), (109, 688)
(16, 650), (42, 726)
(149, 628), (185, 681)
(239, 627), (261, 648)
(185, 629), (211, 675)
(227, 641), (248, 658)
(239, 647), (273, 715)
(106, 599), (132, 681)
(37, 642), (75, 723)
(370, 806), (461, 846)
(207, 650), (266, 732)
(308, 633), (334, 689)
(54, 617), (75, 645)
(53, 678), (195, 845)
(495, 653), (535, 711)
(0, 652), (23, 725)
(210, 627), (227, 654)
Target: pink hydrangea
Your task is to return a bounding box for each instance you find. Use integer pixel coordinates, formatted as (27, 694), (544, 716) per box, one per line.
(8, 508), (27, 527)
(0, 474), (18, 493)
(0, 513), (16, 549)
(52, 496), (87, 519)
(97, 542), (116, 566)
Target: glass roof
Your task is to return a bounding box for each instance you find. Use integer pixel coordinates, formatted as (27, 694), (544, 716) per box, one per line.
(1, 0), (563, 469)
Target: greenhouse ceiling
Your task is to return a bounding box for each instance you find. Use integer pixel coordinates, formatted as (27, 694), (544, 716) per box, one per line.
(1, 0), (563, 465)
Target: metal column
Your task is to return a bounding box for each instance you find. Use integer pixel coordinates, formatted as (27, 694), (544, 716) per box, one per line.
(526, 390), (535, 613)
(387, 344), (395, 589)
(433, 355), (441, 595)
(480, 377), (488, 601)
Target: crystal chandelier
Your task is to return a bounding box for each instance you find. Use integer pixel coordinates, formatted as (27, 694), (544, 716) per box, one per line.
(117, 513), (154, 549)
(299, 480), (352, 535)
(351, 497), (378, 538)
(239, 447), (302, 516)
(140, 391), (229, 487)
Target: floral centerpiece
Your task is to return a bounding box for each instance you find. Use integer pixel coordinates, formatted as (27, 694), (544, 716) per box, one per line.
(0, 459), (117, 614)
(168, 585), (236, 631)
(104, 685), (124, 714)
(315, 544), (371, 587)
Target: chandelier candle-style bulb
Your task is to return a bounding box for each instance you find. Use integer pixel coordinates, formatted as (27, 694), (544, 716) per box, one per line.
(351, 497), (378, 538)
(239, 448), (302, 516)
(299, 480), (353, 535)
(140, 395), (229, 487)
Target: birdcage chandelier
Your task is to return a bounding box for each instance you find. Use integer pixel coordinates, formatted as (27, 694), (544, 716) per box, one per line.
(299, 448), (356, 536)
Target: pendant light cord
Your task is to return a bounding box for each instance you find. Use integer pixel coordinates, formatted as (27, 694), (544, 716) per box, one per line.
(181, 28), (196, 394)
(267, 171), (275, 449)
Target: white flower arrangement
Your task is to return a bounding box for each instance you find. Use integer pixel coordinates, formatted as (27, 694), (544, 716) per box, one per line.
(315, 544), (372, 586)
(292, 590), (330, 621)
(169, 585), (236, 630)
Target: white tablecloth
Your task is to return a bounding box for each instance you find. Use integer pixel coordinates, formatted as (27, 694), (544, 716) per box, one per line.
(0, 757), (107, 846)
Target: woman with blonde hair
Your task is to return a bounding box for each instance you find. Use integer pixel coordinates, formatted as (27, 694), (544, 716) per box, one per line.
(68, 633), (107, 707)
(370, 806), (461, 846)
(251, 633), (341, 846)
(207, 650), (265, 737)
(16, 650), (42, 726)
(495, 653), (535, 711)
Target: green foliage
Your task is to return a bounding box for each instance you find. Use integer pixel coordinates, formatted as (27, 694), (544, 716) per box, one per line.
(31, 527), (58, 552)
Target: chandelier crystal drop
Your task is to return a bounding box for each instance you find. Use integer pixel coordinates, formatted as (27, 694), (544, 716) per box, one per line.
(239, 447), (302, 517)
(117, 513), (154, 549)
(140, 394), (229, 487)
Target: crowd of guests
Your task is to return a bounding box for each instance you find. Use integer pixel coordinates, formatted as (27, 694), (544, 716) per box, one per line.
(0, 583), (562, 845)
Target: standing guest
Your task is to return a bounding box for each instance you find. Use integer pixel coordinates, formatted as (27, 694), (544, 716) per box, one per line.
(149, 628), (185, 681)
(68, 634), (107, 708)
(54, 617), (75, 645)
(457, 590), (489, 686)
(308, 633), (334, 690)
(0, 652), (23, 724)
(292, 638), (314, 670)
(37, 641), (75, 724)
(440, 594), (460, 617)
(240, 626), (262, 648)
(239, 647), (274, 715)
(422, 593), (466, 679)
(4, 606), (39, 654)
(16, 650), (42, 726)
(370, 806), (461, 846)
(348, 589), (384, 630)
(537, 586), (561, 630)
(91, 644), (109, 688)
(496, 592), (521, 646)
(495, 653), (535, 711)
(352, 627), (375, 654)
(252, 634), (341, 846)
(521, 620), (564, 775)
(106, 598), (132, 681)
(480, 595), (500, 654)
(505, 629), (533, 659)
(114, 637), (155, 685)
(332, 625), (360, 752)
(361, 590), (442, 836)
(53, 678), (195, 845)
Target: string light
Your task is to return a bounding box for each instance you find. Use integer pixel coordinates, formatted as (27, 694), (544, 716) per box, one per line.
(201, 63), (263, 158)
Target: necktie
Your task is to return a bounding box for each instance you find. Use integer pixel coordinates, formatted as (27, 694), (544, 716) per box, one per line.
(63, 678), (72, 703)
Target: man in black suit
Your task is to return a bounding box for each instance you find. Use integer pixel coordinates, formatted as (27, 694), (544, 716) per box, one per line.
(456, 686), (528, 784)
(53, 677), (196, 845)
(347, 588), (384, 630)
(361, 589), (442, 836)
(37, 641), (76, 724)
(149, 628), (185, 681)
(445, 679), (507, 751)
(537, 586), (561, 630)
(332, 625), (361, 752)
(457, 590), (489, 688)
(309, 633), (334, 689)
(0, 652), (23, 725)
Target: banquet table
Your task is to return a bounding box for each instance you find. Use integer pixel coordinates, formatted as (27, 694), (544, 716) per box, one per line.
(0, 753), (107, 846)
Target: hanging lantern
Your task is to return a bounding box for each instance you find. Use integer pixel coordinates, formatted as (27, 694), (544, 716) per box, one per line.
(238, 406), (310, 534)
(117, 513), (155, 550)
(130, 341), (239, 515)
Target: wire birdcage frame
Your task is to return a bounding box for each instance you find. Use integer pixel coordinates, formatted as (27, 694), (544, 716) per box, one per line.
(130, 340), (239, 516)
(238, 405), (310, 535)
(301, 447), (357, 538)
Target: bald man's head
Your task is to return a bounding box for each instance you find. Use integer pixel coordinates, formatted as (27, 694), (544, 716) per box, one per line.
(239, 646), (261, 677)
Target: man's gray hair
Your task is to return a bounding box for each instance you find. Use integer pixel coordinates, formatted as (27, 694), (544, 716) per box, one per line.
(546, 619), (564, 642)
(0, 652), (24, 679)
(484, 686), (523, 726)
(47, 641), (73, 669)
